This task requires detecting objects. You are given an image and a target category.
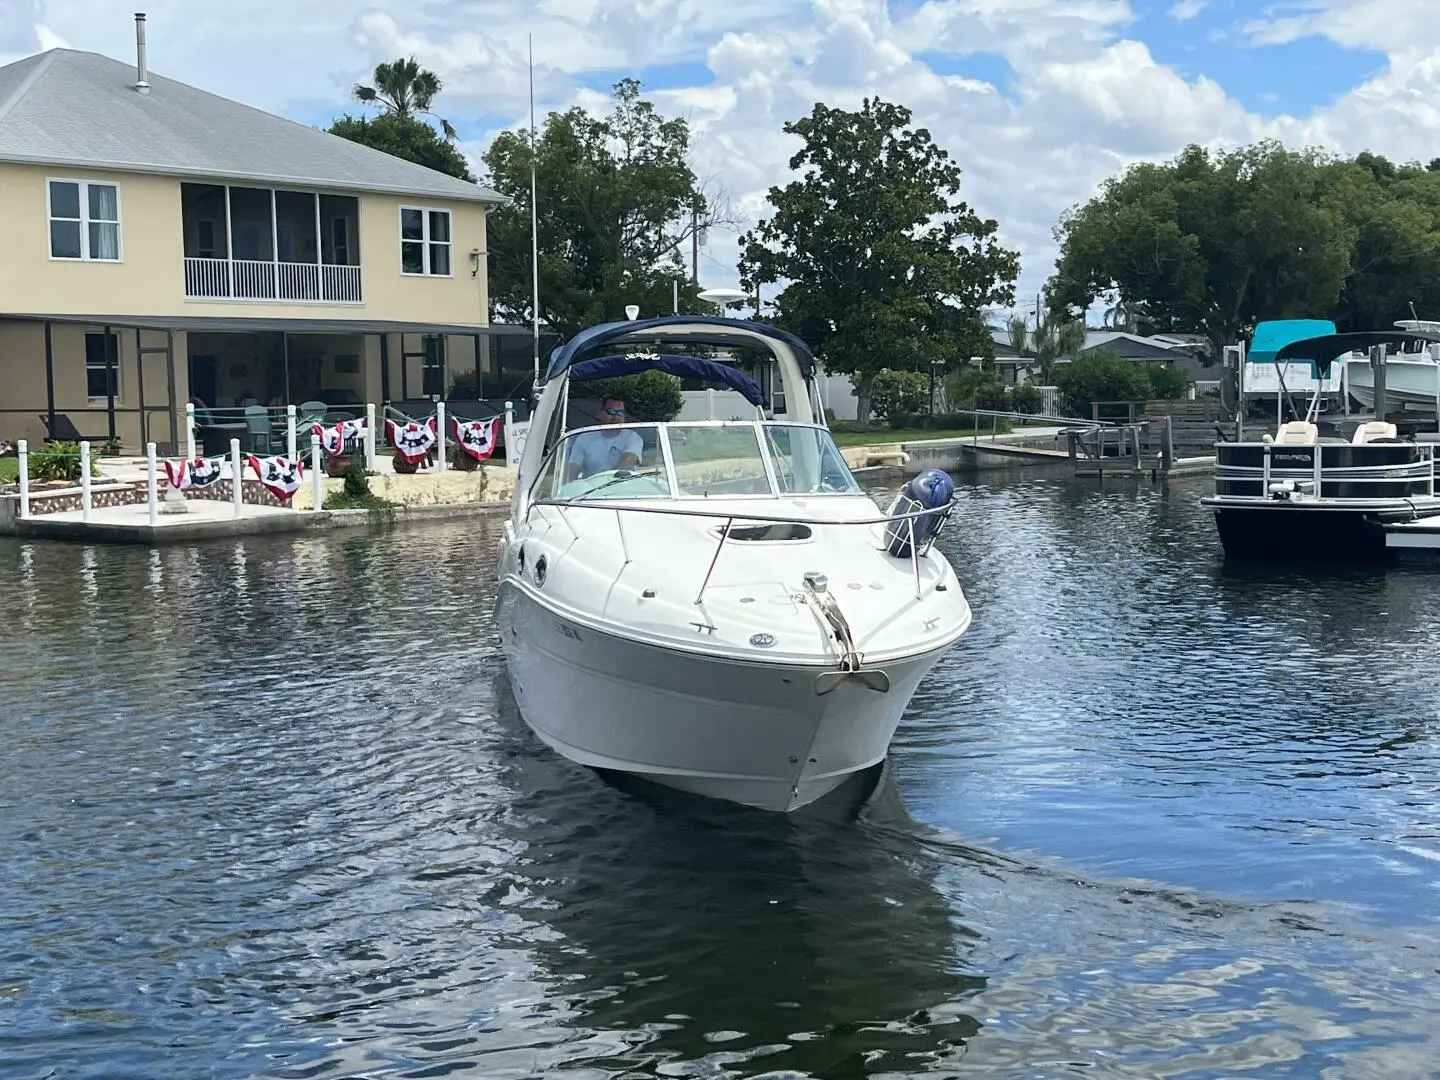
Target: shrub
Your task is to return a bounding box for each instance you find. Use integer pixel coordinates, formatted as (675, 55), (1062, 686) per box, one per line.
(581, 369), (683, 423)
(1010, 382), (1044, 414)
(870, 369), (931, 422)
(1146, 362), (1188, 400)
(342, 459), (370, 499)
(28, 441), (92, 483)
(974, 380), (1010, 411)
(1054, 350), (1151, 418)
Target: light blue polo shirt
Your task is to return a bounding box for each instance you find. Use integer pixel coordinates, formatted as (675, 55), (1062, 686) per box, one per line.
(568, 427), (644, 476)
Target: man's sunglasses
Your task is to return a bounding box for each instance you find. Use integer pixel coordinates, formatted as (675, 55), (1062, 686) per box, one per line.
(603, 407), (625, 417)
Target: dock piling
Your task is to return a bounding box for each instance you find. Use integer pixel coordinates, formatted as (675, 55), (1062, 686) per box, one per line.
(230, 438), (242, 519)
(310, 434), (322, 512)
(365, 403), (377, 472)
(146, 442), (158, 526)
(436, 401), (447, 472)
(17, 440), (28, 519)
(80, 440), (92, 523)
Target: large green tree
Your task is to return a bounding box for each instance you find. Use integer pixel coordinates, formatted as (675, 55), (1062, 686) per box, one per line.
(328, 114), (473, 181)
(329, 57), (473, 181)
(1048, 141), (1440, 357)
(482, 78), (723, 336)
(738, 98), (1020, 420)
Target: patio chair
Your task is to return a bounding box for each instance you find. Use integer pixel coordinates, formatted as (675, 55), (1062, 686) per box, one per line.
(39, 413), (107, 443)
(298, 400), (329, 428)
(244, 404), (284, 453)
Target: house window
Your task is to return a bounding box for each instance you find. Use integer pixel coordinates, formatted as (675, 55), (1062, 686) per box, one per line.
(421, 335), (446, 396)
(48, 180), (121, 260)
(400, 207), (452, 276)
(84, 332), (121, 404)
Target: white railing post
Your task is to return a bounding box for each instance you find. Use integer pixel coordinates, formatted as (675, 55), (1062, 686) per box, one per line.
(79, 440), (92, 522)
(286, 404), (297, 461)
(311, 434), (323, 512)
(504, 400), (514, 461)
(707, 387), (716, 420)
(16, 439), (28, 519)
(436, 401), (447, 472)
(185, 402), (196, 461)
(146, 442), (159, 526)
(230, 438), (243, 519)
(1263, 444), (1272, 492)
(365, 403), (377, 472)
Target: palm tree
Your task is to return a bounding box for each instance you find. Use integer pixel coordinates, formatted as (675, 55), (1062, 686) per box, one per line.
(1006, 314), (1031, 359)
(1031, 313), (1085, 385)
(354, 57), (459, 141)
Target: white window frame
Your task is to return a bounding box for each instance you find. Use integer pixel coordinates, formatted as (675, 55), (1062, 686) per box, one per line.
(46, 177), (123, 262)
(84, 331), (123, 406)
(398, 205), (453, 278)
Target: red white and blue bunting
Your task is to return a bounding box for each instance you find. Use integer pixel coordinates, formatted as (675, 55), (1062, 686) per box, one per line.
(311, 418), (369, 458)
(453, 416), (501, 462)
(162, 456), (227, 490)
(246, 454), (304, 503)
(387, 417), (437, 464)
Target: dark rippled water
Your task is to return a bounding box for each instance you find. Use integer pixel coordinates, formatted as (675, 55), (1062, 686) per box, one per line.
(3, 474), (1440, 1079)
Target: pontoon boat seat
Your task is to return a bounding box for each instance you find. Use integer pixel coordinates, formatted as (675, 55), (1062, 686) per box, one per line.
(1274, 421), (1318, 444)
(1351, 420), (1398, 444)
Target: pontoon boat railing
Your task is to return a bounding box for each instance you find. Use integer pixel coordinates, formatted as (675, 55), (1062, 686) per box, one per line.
(527, 496), (957, 603)
(1216, 445), (1436, 497)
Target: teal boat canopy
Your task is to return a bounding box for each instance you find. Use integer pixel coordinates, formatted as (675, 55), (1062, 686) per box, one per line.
(1248, 319), (1338, 377)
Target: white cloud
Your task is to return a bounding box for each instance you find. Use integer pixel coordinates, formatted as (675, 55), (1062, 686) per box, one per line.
(7, 0), (1440, 320)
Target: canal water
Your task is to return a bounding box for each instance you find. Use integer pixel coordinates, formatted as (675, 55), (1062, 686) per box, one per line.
(2, 474), (1439, 1078)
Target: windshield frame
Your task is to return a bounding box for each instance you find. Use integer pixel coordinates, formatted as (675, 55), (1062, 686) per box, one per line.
(531, 419), (863, 503)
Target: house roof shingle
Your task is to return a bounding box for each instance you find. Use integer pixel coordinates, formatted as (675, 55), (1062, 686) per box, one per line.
(0, 49), (504, 204)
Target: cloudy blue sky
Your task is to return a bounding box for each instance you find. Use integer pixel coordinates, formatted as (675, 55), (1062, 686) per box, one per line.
(3, 0), (1436, 321)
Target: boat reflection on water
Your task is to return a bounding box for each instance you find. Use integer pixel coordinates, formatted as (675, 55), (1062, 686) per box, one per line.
(489, 676), (986, 1077)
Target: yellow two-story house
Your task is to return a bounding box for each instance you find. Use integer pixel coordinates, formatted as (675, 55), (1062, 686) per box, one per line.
(0, 33), (530, 454)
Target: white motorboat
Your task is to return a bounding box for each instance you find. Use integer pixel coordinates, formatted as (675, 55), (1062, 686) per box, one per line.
(495, 316), (972, 812)
(1341, 319), (1440, 412)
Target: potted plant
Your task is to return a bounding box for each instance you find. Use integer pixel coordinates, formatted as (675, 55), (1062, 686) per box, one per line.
(451, 443), (479, 471)
(324, 448), (351, 478)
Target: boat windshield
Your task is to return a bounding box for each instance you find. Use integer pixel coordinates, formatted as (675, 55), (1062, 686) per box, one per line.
(534, 421), (862, 502)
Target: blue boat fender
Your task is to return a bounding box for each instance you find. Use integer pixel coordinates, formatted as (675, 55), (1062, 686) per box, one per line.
(883, 468), (956, 558)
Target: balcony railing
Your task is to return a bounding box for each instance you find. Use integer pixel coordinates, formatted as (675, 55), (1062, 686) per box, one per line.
(184, 257), (363, 304)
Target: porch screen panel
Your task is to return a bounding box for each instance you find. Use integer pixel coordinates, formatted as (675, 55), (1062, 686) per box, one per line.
(84, 332), (120, 403)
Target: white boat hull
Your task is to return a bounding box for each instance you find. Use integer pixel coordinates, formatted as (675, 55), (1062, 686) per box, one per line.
(1344, 357), (1440, 410)
(497, 581), (957, 812)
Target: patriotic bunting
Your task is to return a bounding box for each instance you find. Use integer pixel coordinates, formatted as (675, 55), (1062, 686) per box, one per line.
(161, 457), (227, 490)
(387, 417), (437, 464)
(453, 416), (501, 462)
(247, 454), (304, 503)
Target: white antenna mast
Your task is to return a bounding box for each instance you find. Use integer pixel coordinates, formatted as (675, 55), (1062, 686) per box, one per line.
(529, 33), (540, 400)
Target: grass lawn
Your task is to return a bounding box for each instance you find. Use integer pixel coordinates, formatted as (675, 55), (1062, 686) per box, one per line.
(0, 457), (16, 483)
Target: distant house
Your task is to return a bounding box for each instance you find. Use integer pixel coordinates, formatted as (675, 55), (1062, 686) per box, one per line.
(0, 16), (539, 453)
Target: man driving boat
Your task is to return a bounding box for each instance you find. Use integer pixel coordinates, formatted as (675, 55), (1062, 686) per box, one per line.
(565, 395), (644, 480)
